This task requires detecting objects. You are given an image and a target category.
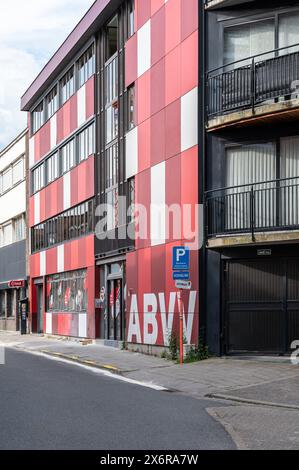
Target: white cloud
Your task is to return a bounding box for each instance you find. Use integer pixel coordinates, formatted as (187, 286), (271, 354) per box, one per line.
(0, 0), (94, 149)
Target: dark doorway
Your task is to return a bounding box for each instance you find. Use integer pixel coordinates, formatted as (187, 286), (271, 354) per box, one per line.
(36, 285), (44, 334)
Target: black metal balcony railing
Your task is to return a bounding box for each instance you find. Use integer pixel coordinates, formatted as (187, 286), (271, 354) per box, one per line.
(207, 43), (299, 118)
(205, 176), (299, 238)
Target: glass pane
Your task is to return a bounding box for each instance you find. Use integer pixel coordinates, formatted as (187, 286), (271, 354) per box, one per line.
(279, 12), (299, 54)
(224, 20), (275, 66)
(12, 159), (24, 185)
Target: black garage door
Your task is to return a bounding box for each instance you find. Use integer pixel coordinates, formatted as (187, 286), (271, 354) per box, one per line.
(224, 259), (299, 354)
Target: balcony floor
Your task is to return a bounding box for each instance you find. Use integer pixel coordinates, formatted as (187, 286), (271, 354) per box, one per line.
(205, 0), (254, 9)
(207, 229), (299, 249)
(207, 98), (299, 132)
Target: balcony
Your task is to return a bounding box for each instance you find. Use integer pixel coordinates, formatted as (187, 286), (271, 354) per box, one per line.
(207, 44), (299, 130)
(205, 176), (299, 247)
(205, 0), (254, 9)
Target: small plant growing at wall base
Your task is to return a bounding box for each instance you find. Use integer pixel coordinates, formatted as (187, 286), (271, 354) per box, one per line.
(184, 337), (209, 364)
(168, 331), (179, 360)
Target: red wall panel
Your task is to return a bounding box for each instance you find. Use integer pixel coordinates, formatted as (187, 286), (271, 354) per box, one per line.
(85, 77), (95, 120)
(151, 5), (165, 66)
(165, 99), (181, 160)
(125, 34), (138, 88)
(136, 0), (151, 29)
(150, 108), (165, 167)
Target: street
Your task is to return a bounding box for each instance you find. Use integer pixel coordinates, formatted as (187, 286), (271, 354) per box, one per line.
(0, 349), (235, 450)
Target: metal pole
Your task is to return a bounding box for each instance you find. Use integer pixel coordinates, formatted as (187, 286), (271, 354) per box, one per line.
(178, 289), (184, 365)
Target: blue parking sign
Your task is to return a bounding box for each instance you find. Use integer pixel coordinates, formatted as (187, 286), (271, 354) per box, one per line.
(172, 247), (190, 271)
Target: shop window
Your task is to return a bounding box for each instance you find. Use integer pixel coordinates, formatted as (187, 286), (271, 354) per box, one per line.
(46, 270), (87, 314)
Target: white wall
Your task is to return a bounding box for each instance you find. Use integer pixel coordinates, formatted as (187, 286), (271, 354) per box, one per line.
(0, 134), (26, 172)
(0, 131), (27, 227)
(0, 181), (26, 225)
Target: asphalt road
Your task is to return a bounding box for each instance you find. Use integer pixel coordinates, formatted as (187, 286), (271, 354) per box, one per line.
(0, 349), (235, 450)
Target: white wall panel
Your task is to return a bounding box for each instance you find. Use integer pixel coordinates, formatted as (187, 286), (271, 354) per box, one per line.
(150, 161), (166, 246)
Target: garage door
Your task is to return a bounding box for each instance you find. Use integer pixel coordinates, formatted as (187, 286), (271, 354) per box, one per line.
(224, 259), (299, 354)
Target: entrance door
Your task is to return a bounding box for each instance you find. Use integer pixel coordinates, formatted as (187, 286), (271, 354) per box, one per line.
(36, 285), (44, 334)
(108, 279), (123, 341)
(224, 258), (299, 354)
(224, 260), (285, 354)
(286, 261), (299, 350)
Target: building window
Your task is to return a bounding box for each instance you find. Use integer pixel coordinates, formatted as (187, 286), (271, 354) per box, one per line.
(106, 55), (118, 104)
(128, 177), (135, 223)
(46, 269), (87, 314)
(2, 168), (12, 193)
(127, 84), (135, 131)
(127, 0), (135, 39)
(31, 199), (94, 253)
(1, 223), (12, 247)
(106, 15), (118, 61)
(46, 152), (59, 185)
(13, 215), (26, 243)
(77, 44), (95, 88)
(106, 103), (118, 144)
(224, 20), (275, 66)
(46, 86), (58, 120)
(107, 188), (119, 231)
(78, 123), (95, 162)
(12, 157), (24, 185)
(32, 163), (45, 193)
(32, 101), (44, 134)
(31, 120), (95, 194)
(61, 139), (75, 174)
(105, 53), (119, 144)
(60, 67), (75, 104)
(105, 143), (119, 189)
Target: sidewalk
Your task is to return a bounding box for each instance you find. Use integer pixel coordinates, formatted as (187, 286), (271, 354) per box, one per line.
(1, 331), (299, 406)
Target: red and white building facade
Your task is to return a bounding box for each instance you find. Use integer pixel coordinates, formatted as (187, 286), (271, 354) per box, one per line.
(21, 0), (201, 352)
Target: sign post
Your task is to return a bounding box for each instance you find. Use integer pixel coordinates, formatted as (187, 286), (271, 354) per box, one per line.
(172, 247), (191, 365)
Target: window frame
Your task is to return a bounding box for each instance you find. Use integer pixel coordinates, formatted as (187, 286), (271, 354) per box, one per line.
(30, 40), (95, 136)
(31, 199), (94, 253)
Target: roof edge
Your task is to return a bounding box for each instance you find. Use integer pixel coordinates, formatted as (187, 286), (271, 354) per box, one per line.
(21, 0), (115, 111)
(0, 128), (28, 157)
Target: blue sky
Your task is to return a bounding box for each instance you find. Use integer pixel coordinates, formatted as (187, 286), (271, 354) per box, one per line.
(0, 0), (95, 149)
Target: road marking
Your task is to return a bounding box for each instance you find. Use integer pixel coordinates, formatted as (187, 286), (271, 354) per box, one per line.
(3, 345), (168, 392)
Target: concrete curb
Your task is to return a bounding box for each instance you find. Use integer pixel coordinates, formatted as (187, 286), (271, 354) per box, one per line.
(206, 393), (299, 411)
(16, 347), (123, 376)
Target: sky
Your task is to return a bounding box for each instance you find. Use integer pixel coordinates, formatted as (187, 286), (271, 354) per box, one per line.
(0, 0), (95, 149)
